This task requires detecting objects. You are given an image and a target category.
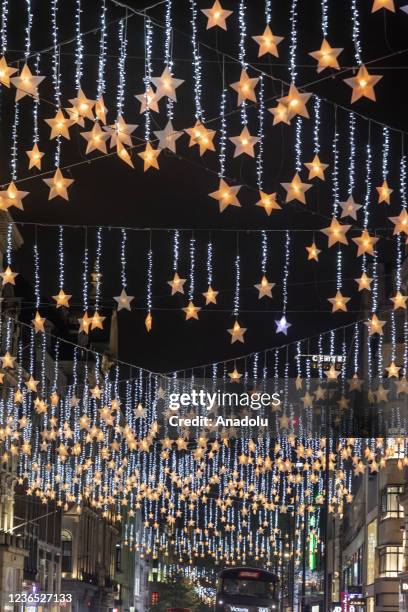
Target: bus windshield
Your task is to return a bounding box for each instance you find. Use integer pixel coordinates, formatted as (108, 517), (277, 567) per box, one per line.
(222, 578), (275, 598)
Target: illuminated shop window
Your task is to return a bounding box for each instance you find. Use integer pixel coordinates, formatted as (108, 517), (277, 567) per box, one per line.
(379, 546), (404, 577)
(380, 485), (404, 519)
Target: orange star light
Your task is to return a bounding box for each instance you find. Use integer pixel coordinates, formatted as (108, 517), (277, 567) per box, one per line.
(344, 65), (382, 103)
(321, 218), (351, 247)
(309, 39), (343, 73)
(281, 173), (312, 204)
(252, 26), (284, 57)
(328, 291), (350, 312)
(352, 229), (379, 257)
(304, 155), (328, 180)
(255, 191), (281, 215)
(376, 180), (393, 204)
(306, 242), (321, 261)
(230, 69), (259, 106)
(278, 84), (311, 119)
(209, 179), (241, 212)
(372, 0), (395, 12)
(138, 143), (160, 171)
(229, 126), (259, 157)
(185, 121), (216, 156)
(201, 0), (232, 30)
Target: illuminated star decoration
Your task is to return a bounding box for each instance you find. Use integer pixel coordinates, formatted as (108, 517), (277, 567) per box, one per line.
(114, 289), (135, 312)
(0, 266), (18, 285)
(352, 229), (379, 257)
(167, 273), (186, 296)
(0, 182), (29, 210)
(183, 301), (201, 320)
(252, 26), (284, 57)
(201, 0), (232, 30)
(391, 291), (408, 310)
(81, 122), (110, 154)
(150, 67), (184, 102)
(78, 312), (91, 334)
(339, 195), (362, 220)
(68, 88), (95, 121)
(230, 69), (259, 106)
(185, 121), (216, 156)
(304, 155), (328, 180)
(228, 321), (247, 344)
(91, 311), (105, 330)
(256, 191), (281, 215)
(203, 286), (218, 305)
(372, 0), (395, 11)
(275, 315), (291, 335)
(10, 63), (45, 101)
(52, 289), (72, 308)
(328, 291), (350, 313)
(43, 168), (74, 201)
(344, 65), (383, 103)
(254, 276), (275, 299)
(45, 109), (74, 140)
(389, 209), (408, 235)
(228, 368), (242, 382)
(278, 84), (311, 119)
(135, 87), (160, 114)
(154, 120), (183, 153)
(229, 126), (260, 158)
(32, 311), (45, 333)
(26, 143), (44, 170)
(95, 95), (108, 124)
(321, 218), (351, 247)
(376, 180), (393, 204)
(386, 362), (400, 377)
(355, 272), (373, 291)
(309, 39), (343, 72)
(104, 116), (137, 148)
(306, 242), (321, 261)
(365, 314), (386, 336)
(209, 179), (241, 212)
(0, 56), (17, 87)
(281, 173), (312, 204)
(269, 103), (291, 126)
(138, 143), (160, 171)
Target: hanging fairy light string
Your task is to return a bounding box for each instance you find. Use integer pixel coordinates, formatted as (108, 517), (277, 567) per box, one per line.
(75, 0), (83, 89)
(82, 229), (89, 317)
(94, 227), (103, 313)
(97, 0), (107, 99)
(348, 113), (356, 196)
(51, 0), (61, 166)
(188, 234), (196, 302)
(164, 0), (174, 119)
(289, 0), (302, 172)
(321, 0), (328, 37)
(399, 139), (408, 375)
(1, 0), (8, 54)
(332, 109), (343, 296)
(261, 231), (268, 276)
(117, 16), (128, 118)
(218, 58), (227, 179)
(25, 0), (32, 59)
(256, 75), (265, 190)
(276, 231), (291, 335)
(143, 16), (153, 141)
(351, 0), (363, 65)
(10, 98), (19, 180)
(313, 97), (321, 155)
(58, 225), (65, 291)
(33, 230), (41, 314)
(146, 235), (153, 331)
(265, 0), (272, 23)
(189, 0), (204, 121)
(238, 0), (248, 125)
(120, 228), (127, 288)
(172, 229), (180, 273)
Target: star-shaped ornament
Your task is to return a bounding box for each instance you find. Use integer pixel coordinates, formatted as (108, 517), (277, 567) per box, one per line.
(344, 65), (382, 103)
(256, 191), (281, 215)
(230, 69), (259, 106)
(228, 321), (247, 344)
(352, 229), (379, 256)
(0, 182), (29, 210)
(32, 311), (45, 333)
(365, 313), (386, 336)
(339, 195), (362, 220)
(278, 84), (311, 119)
(328, 290), (350, 312)
(281, 173), (312, 204)
(391, 291), (408, 310)
(91, 311), (105, 330)
(168, 273), (186, 295)
(116, 141), (134, 168)
(183, 301), (201, 320)
(11, 63), (45, 100)
(0, 56), (17, 87)
(275, 315), (291, 335)
(395, 376), (408, 394)
(252, 26), (284, 57)
(78, 312), (91, 334)
(229, 126), (259, 158)
(309, 39), (343, 72)
(325, 365), (341, 380)
(114, 289), (134, 311)
(386, 361), (400, 377)
(81, 122), (109, 154)
(26, 143), (44, 170)
(306, 242), (321, 261)
(389, 209), (408, 235)
(203, 286), (218, 305)
(45, 109), (74, 140)
(154, 120), (183, 153)
(104, 115), (137, 148)
(25, 376), (39, 392)
(209, 179), (241, 212)
(321, 218), (351, 247)
(43, 168), (74, 201)
(151, 67), (184, 102)
(138, 143), (160, 171)
(304, 155), (328, 180)
(0, 266), (18, 285)
(372, 0), (395, 11)
(254, 276), (275, 299)
(95, 95), (108, 124)
(228, 368), (242, 382)
(355, 272), (373, 291)
(269, 103), (291, 126)
(1, 352), (15, 369)
(145, 312), (153, 332)
(376, 180), (393, 204)
(185, 121), (216, 156)
(53, 289), (72, 308)
(201, 1), (232, 30)
(68, 88), (95, 121)
(135, 88), (160, 114)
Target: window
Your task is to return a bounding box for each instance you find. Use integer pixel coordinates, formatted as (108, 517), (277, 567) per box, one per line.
(367, 519), (377, 585)
(379, 546), (404, 577)
(380, 485), (404, 519)
(115, 543), (122, 572)
(61, 530), (72, 573)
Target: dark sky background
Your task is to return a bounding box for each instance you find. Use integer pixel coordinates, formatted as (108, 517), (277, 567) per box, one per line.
(1, 0), (407, 372)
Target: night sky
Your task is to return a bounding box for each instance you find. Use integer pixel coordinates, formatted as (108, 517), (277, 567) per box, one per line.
(1, 0), (407, 372)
